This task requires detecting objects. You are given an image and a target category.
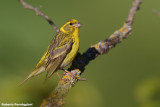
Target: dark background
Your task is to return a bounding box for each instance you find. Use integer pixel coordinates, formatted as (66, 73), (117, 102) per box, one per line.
(0, 0), (160, 107)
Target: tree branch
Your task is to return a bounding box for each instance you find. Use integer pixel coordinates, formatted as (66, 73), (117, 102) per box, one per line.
(18, 0), (59, 33)
(153, 9), (160, 18)
(40, 0), (142, 107)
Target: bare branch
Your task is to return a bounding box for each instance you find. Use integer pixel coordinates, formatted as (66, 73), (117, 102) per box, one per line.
(18, 0), (59, 33)
(40, 0), (142, 107)
(153, 9), (160, 18)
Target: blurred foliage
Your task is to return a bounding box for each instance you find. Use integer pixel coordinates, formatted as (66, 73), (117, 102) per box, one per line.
(135, 77), (160, 107)
(0, 0), (160, 107)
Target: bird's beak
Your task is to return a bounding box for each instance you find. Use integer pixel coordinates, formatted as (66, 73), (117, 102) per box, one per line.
(74, 23), (81, 28)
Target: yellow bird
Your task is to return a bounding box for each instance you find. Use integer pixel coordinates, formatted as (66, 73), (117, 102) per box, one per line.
(21, 19), (81, 85)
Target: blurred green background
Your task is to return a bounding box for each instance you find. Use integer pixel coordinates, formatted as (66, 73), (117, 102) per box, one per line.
(0, 0), (160, 107)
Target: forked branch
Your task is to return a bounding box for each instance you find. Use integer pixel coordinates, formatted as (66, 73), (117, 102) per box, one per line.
(40, 0), (142, 107)
(19, 0), (142, 107)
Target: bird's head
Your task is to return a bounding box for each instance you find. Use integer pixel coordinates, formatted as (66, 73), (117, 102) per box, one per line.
(60, 19), (81, 33)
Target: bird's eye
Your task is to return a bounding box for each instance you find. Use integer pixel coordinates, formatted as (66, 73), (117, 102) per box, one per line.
(69, 23), (73, 25)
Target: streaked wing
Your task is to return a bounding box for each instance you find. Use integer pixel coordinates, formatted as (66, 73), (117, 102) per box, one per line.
(45, 31), (73, 78)
(45, 42), (73, 79)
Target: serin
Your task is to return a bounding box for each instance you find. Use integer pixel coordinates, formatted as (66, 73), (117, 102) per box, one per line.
(21, 19), (81, 85)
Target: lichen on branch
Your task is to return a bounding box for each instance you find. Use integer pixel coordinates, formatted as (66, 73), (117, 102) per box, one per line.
(40, 0), (142, 107)
(18, 0), (142, 106)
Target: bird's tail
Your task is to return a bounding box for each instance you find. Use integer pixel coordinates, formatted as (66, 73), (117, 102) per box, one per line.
(19, 66), (45, 86)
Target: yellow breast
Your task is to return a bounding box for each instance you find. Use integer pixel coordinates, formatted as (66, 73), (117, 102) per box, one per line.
(60, 30), (79, 68)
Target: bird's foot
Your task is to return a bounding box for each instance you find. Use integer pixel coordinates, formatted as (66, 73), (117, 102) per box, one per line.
(56, 72), (62, 81)
(78, 77), (87, 81)
(64, 70), (76, 80)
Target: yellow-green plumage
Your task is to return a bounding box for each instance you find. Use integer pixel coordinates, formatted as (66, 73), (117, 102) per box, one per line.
(20, 19), (80, 85)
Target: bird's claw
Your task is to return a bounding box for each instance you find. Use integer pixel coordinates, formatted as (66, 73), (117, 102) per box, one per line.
(64, 70), (76, 80)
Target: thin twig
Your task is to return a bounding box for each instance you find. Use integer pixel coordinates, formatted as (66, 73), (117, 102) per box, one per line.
(153, 9), (160, 18)
(18, 0), (59, 33)
(40, 0), (142, 107)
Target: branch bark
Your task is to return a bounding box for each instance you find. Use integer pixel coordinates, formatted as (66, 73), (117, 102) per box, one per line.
(18, 0), (59, 33)
(40, 0), (142, 107)
(153, 9), (160, 18)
